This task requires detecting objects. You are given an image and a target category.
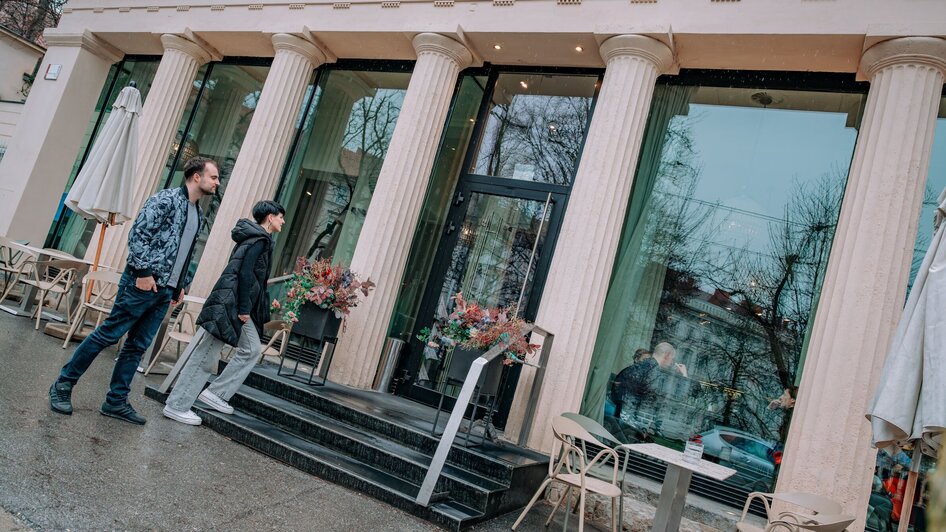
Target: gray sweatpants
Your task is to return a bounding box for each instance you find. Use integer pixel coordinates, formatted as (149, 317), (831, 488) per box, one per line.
(166, 319), (261, 413)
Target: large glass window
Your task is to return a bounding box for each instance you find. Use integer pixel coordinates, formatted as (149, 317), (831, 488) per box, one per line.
(272, 67), (412, 276)
(582, 79), (866, 504)
(163, 61), (271, 274)
(470, 73), (597, 185)
(46, 58), (160, 256)
(864, 96), (946, 532)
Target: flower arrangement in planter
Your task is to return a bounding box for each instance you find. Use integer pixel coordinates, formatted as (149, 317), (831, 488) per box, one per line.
(417, 292), (539, 366)
(273, 257), (375, 339)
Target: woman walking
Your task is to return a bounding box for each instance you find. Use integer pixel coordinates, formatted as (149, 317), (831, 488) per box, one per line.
(163, 200), (285, 425)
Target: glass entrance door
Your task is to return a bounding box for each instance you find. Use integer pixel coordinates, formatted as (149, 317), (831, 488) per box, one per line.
(402, 179), (563, 408)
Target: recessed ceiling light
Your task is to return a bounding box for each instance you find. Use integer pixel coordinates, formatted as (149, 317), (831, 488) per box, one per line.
(519, 81), (528, 89)
(575, 46), (584, 52)
(493, 44), (502, 50)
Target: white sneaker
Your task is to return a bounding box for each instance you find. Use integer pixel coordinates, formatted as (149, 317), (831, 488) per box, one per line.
(163, 405), (202, 426)
(198, 389), (234, 415)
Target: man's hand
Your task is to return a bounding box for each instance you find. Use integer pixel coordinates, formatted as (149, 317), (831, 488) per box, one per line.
(675, 363), (688, 378)
(136, 276), (158, 292)
(171, 289), (185, 307)
(238, 314), (250, 323)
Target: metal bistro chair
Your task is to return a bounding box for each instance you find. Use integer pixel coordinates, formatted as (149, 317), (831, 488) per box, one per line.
(513, 416), (623, 532)
(62, 270), (123, 348)
(0, 240), (37, 304)
(0, 237), (29, 292)
(144, 296), (201, 375)
(1, 258), (81, 330)
(222, 319), (293, 364)
(561, 412), (638, 523)
(737, 492), (852, 532)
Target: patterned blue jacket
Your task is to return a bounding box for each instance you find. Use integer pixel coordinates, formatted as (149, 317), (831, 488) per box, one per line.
(126, 185), (203, 289)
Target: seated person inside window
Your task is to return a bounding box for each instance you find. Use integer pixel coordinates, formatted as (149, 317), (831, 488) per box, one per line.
(609, 342), (688, 423)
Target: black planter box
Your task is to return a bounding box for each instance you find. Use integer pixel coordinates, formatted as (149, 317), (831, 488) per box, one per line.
(293, 303), (342, 341)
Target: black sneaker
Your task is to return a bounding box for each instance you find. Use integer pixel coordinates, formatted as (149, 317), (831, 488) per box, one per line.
(49, 381), (74, 415)
(100, 402), (146, 425)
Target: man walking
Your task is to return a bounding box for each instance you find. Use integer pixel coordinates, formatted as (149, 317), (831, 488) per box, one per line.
(48, 157), (219, 425)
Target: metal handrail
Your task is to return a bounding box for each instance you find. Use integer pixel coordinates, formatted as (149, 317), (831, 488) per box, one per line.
(415, 324), (554, 506)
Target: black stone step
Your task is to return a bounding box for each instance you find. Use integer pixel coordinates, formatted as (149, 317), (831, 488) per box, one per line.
(145, 387), (482, 531)
(240, 365), (547, 488)
(229, 385), (514, 516)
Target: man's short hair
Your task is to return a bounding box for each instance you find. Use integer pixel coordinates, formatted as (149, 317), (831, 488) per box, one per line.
(182, 157), (216, 181)
(252, 200), (286, 224)
(654, 342), (675, 358)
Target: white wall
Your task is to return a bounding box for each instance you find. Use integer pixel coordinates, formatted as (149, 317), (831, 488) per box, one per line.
(0, 33), (43, 103)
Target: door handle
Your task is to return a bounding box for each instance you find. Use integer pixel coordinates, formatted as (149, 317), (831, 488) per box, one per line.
(454, 192), (465, 206)
(445, 221), (456, 235)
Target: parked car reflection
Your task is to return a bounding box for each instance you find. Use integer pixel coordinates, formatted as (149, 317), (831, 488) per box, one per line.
(699, 426), (780, 492)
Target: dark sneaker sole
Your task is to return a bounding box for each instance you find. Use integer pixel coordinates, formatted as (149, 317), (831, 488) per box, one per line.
(49, 404), (72, 415)
(99, 410), (146, 425)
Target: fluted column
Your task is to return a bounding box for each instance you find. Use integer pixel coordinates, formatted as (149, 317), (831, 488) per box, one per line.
(504, 34), (675, 451)
(330, 33), (473, 388)
(94, 33), (218, 269)
(775, 37), (946, 531)
(189, 34), (327, 297)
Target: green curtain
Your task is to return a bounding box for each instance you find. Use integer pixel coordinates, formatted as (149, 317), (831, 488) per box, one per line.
(580, 85), (694, 421)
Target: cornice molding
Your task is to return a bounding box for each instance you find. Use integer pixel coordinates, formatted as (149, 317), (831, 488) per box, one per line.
(860, 36), (946, 79)
(412, 32), (473, 69)
(599, 34), (674, 73)
(42, 30), (123, 63)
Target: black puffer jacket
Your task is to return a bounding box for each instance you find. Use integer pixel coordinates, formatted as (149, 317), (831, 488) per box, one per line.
(197, 219), (273, 347)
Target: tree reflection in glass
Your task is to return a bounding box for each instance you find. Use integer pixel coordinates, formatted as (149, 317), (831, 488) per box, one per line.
(584, 84), (865, 498)
(471, 74), (597, 185)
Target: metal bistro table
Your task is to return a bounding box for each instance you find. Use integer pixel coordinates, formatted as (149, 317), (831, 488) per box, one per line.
(624, 443), (736, 532)
(0, 242), (92, 322)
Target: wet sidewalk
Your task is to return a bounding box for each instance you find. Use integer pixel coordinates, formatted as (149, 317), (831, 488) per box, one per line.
(0, 311), (625, 531)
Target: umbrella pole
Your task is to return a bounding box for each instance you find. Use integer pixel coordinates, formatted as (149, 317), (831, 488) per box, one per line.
(897, 446), (923, 532)
(86, 214), (113, 302)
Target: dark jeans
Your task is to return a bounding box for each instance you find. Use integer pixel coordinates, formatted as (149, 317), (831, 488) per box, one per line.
(58, 271), (174, 405)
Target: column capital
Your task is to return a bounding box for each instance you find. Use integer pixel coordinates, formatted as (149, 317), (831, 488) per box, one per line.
(160, 33), (221, 65)
(860, 36), (946, 79)
(412, 33), (473, 70)
(43, 30), (123, 63)
(599, 34), (674, 73)
(272, 33), (329, 68)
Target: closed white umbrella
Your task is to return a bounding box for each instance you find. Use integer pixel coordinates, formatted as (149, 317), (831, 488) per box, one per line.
(64, 84), (141, 276)
(867, 185), (946, 532)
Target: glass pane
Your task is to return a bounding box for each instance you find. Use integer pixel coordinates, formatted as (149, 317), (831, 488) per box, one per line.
(46, 58), (160, 255)
(470, 73), (597, 185)
(165, 63), (271, 277)
(416, 192), (553, 391)
(582, 84), (865, 502)
(864, 96), (946, 532)
(273, 69), (412, 276)
(388, 74), (486, 340)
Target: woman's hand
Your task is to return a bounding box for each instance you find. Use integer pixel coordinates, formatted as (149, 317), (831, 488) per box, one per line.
(238, 314), (250, 323)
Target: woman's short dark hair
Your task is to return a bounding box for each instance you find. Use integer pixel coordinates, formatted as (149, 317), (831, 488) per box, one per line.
(182, 157), (216, 181)
(252, 200), (285, 224)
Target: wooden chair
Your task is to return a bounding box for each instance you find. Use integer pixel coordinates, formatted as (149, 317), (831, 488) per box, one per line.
(513, 416), (622, 532)
(62, 270), (123, 348)
(737, 492), (852, 532)
(144, 296), (200, 375)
